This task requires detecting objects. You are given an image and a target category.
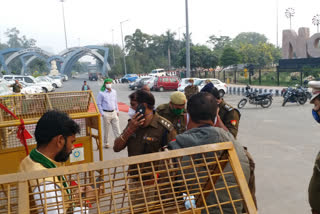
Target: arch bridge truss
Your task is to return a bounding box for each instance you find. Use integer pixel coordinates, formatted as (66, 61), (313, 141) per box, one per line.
(0, 46), (110, 76)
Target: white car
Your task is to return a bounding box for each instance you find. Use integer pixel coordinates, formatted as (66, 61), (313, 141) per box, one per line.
(21, 84), (43, 94)
(0, 82), (13, 96)
(149, 68), (166, 77)
(0, 79), (42, 95)
(194, 78), (228, 97)
(178, 78), (200, 92)
(48, 75), (64, 85)
(144, 76), (156, 90)
(36, 76), (62, 88)
(3, 75), (54, 93)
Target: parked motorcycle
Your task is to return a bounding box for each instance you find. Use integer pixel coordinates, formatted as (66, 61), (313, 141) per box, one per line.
(238, 85), (273, 109)
(282, 85), (308, 106)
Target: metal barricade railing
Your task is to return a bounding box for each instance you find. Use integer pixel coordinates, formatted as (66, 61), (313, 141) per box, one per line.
(0, 91), (103, 175)
(0, 143), (257, 214)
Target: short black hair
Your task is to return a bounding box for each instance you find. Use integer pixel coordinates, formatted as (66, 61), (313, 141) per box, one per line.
(129, 91), (137, 101)
(35, 110), (80, 148)
(187, 92), (217, 123)
(208, 87), (221, 99)
(136, 90), (155, 109)
(84, 81), (87, 83)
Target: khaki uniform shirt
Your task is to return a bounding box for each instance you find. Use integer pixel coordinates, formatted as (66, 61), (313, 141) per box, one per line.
(309, 152), (320, 212)
(126, 113), (176, 157)
(184, 85), (199, 100)
(156, 103), (186, 134)
(219, 100), (240, 138)
(125, 113), (176, 178)
(10, 83), (22, 93)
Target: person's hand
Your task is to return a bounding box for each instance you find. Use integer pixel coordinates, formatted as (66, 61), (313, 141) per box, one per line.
(128, 112), (145, 131)
(73, 185), (104, 199)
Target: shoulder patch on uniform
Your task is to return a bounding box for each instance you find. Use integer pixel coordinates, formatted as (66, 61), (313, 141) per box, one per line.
(230, 120), (237, 126)
(156, 104), (166, 111)
(223, 104), (234, 111)
(158, 116), (174, 131)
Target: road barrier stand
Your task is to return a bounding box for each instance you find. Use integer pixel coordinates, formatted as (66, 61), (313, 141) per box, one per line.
(0, 91), (103, 175)
(0, 143), (257, 213)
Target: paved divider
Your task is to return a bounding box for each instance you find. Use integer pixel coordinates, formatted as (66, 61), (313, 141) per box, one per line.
(227, 86), (282, 97)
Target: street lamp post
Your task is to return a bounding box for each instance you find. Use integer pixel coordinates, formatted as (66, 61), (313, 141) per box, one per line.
(60, 0), (68, 49)
(285, 8), (295, 30)
(111, 29), (116, 65)
(120, 20), (129, 75)
(312, 14), (320, 33)
(185, 0), (191, 78)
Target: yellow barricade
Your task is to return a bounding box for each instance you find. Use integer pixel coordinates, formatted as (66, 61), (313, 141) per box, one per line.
(0, 91), (103, 175)
(0, 143), (257, 214)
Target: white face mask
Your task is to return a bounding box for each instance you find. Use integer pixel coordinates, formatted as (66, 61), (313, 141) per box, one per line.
(106, 84), (112, 89)
(128, 107), (136, 118)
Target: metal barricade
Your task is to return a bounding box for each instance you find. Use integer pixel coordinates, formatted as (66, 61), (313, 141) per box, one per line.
(0, 143), (257, 214)
(0, 91), (103, 175)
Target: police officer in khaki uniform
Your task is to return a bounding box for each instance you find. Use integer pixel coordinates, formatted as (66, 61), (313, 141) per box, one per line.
(113, 90), (176, 206)
(113, 90), (176, 157)
(156, 91), (187, 134)
(184, 78), (199, 100)
(308, 81), (320, 214)
(201, 83), (240, 138)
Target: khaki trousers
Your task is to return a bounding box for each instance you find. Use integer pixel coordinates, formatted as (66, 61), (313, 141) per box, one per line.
(102, 111), (120, 146)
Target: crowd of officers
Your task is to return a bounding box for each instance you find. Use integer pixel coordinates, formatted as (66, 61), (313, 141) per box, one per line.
(17, 77), (320, 213)
(113, 79), (257, 213)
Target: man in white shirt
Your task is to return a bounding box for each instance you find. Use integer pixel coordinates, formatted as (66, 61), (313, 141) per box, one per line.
(19, 110), (99, 213)
(97, 78), (121, 148)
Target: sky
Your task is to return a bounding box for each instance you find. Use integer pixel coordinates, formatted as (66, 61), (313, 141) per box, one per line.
(0, 0), (319, 54)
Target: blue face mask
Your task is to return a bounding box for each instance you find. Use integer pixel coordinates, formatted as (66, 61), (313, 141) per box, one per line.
(312, 109), (320, 123)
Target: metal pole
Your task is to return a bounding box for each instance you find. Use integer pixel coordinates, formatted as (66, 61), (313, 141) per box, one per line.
(185, 0), (191, 78)
(60, 0), (68, 49)
(120, 20), (128, 75)
(290, 17), (292, 30)
(111, 29), (116, 65)
(276, 0), (278, 47)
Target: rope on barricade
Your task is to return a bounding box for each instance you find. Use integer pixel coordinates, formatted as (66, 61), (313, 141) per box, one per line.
(0, 102), (32, 155)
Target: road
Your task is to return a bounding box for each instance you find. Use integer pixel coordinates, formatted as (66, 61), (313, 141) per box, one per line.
(57, 75), (318, 214)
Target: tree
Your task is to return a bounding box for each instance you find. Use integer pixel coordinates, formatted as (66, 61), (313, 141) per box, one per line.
(3, 27), (37, 74)
(238, 43), (258, 65)
(220, 47), (240, 67)
(177, 45), (218, 69)
(232, 32), (267, 48)
(162, 30), (176, 70)
(207, 35), (231, 59)
(5, 27), (36, 48)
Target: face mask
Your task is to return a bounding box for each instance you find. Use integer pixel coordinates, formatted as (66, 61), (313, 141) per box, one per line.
(312, 109), (320, 123)
(128, 107), (136, 118)
(106, 84), (112, 89)
(172, 108), (184, 115)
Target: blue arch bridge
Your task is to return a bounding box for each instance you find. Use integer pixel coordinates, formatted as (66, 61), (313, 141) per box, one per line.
(0, 46), (110, 77)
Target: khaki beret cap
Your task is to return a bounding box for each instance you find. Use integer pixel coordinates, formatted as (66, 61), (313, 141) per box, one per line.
(170, 91), (187, 105)
(308, 81), (320, 103)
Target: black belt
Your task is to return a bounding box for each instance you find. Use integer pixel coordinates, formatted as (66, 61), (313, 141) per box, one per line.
(103, 109), (114, 112)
